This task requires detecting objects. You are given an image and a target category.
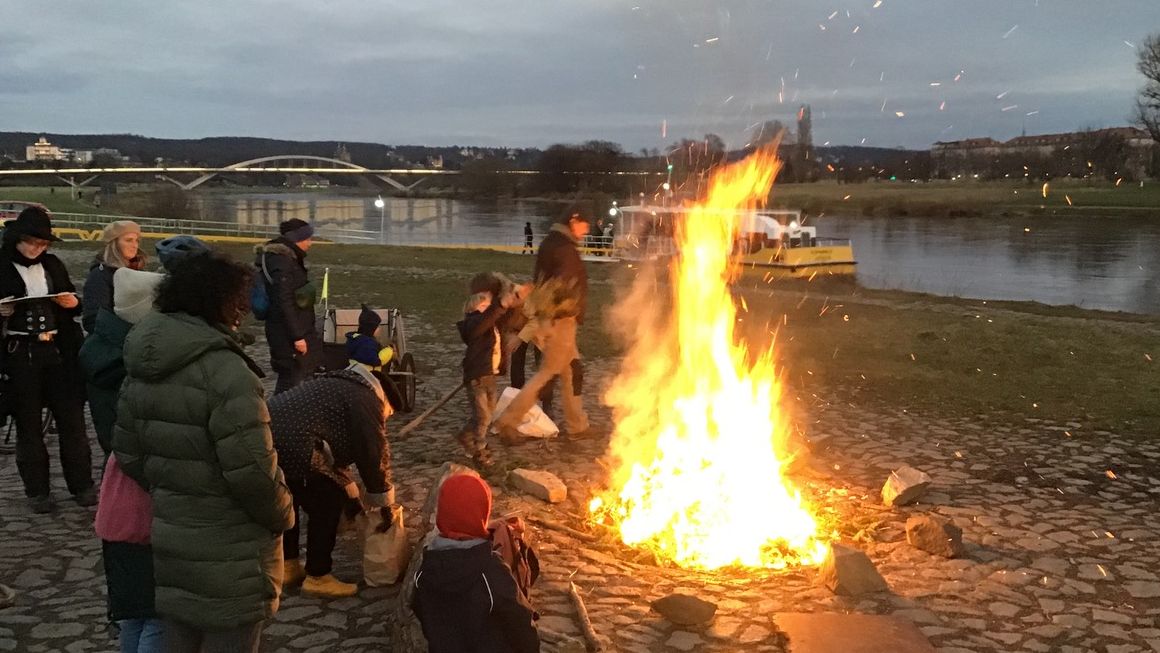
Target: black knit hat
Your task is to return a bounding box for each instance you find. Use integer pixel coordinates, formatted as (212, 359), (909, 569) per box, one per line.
(279, 218), (314, 243)
(7, 206), (61, 242)
(357, 303), (382, 336)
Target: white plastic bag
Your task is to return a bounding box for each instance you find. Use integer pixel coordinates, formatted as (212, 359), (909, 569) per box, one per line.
(492, 386), (559, 439)
(364, 504), (407, 586)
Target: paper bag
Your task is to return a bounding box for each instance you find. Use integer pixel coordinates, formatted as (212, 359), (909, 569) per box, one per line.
(364, 504), (407, 586)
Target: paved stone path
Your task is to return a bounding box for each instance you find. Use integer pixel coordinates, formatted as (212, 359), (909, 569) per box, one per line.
(1, 311), (1158, 652)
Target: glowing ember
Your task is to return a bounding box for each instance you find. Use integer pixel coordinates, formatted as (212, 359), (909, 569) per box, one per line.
(590, 146), (826, 570)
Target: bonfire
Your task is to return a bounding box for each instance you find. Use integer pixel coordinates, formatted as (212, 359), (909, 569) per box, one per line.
(589, 146), (827, 570)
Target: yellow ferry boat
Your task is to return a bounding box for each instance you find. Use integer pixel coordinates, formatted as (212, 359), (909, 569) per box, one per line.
(606, 205), (856, 278)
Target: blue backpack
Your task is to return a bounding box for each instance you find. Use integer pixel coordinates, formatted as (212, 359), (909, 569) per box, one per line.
(251, 253), (274, 320)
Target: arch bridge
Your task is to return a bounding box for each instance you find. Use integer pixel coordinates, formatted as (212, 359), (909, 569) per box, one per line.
(0, 155), (462, 192)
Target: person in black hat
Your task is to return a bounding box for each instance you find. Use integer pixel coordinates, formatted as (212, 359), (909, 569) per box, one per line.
(254, 218), (320, 394)
(0, 206), (94, 513)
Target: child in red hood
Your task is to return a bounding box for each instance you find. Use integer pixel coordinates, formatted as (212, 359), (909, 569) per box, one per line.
(412, 475), (540, 653)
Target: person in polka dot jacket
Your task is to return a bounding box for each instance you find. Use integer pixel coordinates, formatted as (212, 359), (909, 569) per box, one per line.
(268, 330), (396, 599)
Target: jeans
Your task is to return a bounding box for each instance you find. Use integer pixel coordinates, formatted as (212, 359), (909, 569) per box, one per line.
(283, 474), (346, 577)
(118, 618), (164, 653)
(163, 619), (264, 653)
(459, 376), (497, 456)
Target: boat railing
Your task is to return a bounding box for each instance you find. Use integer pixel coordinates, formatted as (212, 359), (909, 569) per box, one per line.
(812, 237), (853, 247)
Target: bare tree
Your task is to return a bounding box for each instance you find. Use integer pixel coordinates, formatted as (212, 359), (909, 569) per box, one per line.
(1136, 34), (1160, 141)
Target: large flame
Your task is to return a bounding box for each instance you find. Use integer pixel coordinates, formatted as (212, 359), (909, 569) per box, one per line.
(591, 146), (826, 570)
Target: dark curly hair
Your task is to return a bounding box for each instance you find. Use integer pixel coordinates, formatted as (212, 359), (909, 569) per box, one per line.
(155, 250), (252, 328)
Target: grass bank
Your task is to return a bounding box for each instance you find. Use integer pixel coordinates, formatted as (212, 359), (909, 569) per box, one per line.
(0, 186), (113, 215)
(770, 180), (1160, 218)
(56, 241), (1159, 436)
(10, 179), (1160, 221)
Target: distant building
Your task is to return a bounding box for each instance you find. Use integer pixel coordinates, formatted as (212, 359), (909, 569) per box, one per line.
(933, 128), (1155, 179)
(22, 138), (122, 165)
(426, 155), (444, 169)
(26, 137), (62, 162)
(62, 149), (91, 164)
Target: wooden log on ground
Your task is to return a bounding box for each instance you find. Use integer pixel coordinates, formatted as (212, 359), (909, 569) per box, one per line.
(390, 462), (480, 652)
(539, 626), (588, 653)
(569, 581), (603, 652)
(528, 516), (600, 544)
(396, 382), (465, 440)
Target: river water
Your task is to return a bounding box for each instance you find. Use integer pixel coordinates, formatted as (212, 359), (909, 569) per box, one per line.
(195, 192), (1159, 315)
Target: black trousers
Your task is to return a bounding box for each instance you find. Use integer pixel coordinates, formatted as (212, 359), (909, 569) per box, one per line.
(283, 474), (346, 577)
(6, 339), (92, 498)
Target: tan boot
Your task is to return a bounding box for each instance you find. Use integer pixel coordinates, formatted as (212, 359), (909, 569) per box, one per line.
(282, 559), (306, 588)
(302, 574), (359, 598)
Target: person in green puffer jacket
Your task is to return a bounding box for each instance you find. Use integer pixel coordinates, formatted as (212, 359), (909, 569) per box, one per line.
(113, 251), (294, 651)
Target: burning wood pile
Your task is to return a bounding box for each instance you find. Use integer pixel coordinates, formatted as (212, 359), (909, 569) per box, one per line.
(587, 146), (829, 571)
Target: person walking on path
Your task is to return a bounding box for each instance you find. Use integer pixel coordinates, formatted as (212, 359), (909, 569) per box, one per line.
(113, 252), (293, 652)
(412, 474), (540, 653)
(522, 222), (534, 255)
(0, 206), (94, 513)
(270, 335), (396, 599)
(82, 220), (146, 334)
(256, 218), (320, 394)
(84, 267), (165, 653)
(494, 212), (590, 439)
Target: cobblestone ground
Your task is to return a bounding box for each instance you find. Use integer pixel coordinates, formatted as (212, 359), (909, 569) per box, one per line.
(1, 314), (1158, 652)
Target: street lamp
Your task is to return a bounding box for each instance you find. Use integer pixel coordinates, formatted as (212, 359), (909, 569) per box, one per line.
(374, 196), (386, 244)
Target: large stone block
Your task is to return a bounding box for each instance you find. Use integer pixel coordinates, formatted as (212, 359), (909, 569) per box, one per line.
(817, 543), (888, 596)
(882, 465), (932, 507)
(906, 514), (965, 558)
(650, 593), (717, 626)
(773, 613), (935, 653)
(508, 468), (568, 503)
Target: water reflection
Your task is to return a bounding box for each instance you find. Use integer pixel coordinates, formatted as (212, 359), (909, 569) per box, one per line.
(194, 192), (1157, 314)
(820, 214), (1159, 314)
(195, 193), (555, 246)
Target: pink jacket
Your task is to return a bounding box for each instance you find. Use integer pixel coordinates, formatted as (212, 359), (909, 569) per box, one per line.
(94, 455), (152, 545)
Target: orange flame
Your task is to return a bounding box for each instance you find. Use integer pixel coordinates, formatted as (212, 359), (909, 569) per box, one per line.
(591, 147), (826, 570)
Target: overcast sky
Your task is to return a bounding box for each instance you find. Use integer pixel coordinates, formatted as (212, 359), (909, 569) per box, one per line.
(2, 1), (1157, 150)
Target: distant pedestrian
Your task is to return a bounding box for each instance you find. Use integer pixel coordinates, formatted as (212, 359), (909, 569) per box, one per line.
(270, 329), (396, 599)
(522, 222), (534, 255)
(0, 206), (94, 514)
(412, 474), (540, 653)
(83, 220), (146, 334)
(456, 288), (510, 468)
(84, 267), (165, 653)
(113, 252), (293, 652)
(494, 212), (590, 439)
(256, 219), (321, 394)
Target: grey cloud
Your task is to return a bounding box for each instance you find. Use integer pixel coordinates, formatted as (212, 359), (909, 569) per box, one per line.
(1, 0), (1157, 149)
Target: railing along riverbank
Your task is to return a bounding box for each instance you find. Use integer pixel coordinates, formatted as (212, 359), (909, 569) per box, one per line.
(48, 212), (380, 244)
(44, 212), (582, 253)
